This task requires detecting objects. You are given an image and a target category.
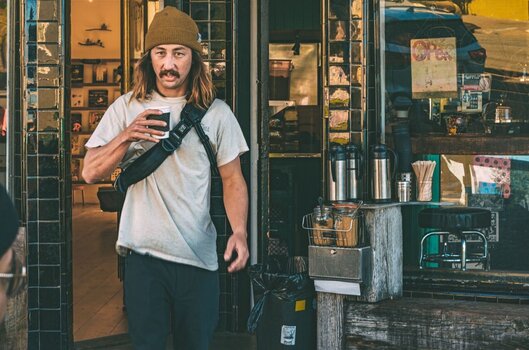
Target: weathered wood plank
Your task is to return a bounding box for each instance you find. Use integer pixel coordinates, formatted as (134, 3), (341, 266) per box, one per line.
(344, 297), (529, 349)
(351, 206), (402, 303)
(317, 293), (344, 350)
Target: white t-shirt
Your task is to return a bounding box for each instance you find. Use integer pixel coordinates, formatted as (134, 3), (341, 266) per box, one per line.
(86, 92), (249, 270)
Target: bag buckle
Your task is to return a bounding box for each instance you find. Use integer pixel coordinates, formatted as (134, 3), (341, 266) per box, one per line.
(161, 131), (182, 152)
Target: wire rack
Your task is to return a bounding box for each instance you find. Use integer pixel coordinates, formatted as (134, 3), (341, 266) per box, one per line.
(302, 205), (364, 248)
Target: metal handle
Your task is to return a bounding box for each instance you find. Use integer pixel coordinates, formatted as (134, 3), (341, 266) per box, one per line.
(388, 148), (398, 180)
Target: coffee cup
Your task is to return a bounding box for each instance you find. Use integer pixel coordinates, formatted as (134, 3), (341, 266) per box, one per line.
(147, 106), (171, 139)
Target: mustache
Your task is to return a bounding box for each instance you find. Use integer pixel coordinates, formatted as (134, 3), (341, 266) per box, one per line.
(159, 69), (180, 78)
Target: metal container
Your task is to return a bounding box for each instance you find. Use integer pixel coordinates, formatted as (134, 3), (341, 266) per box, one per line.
(308, 245), (371, 282)
(345, 143), (362, 201)
(327, 145), (338, 201)
(311, 205), (334, 246)
(328, 144), (347, 201)
(370, 144), (397, 202)
(397, 181), (411, 202)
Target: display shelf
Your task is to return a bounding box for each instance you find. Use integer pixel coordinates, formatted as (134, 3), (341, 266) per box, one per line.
(269, 153), (322, 159)
(325, 0), (367, 147)
(71, 58), (121, 63)
(71, 107), (107, 111)
(73, 181), (112, 185)
(410, 134), (529, 155)
(72, 82), (120, 87)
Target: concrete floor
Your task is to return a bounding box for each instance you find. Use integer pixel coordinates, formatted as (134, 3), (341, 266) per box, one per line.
(75, 332), (257, 350)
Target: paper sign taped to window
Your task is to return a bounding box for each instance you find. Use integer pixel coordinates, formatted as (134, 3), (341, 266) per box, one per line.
(411, 37), (458, 99)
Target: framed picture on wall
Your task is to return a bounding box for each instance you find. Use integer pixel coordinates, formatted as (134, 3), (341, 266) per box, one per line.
(71, 64), (84, 83)
(71, 158), (83, 182)
(93, 64), (108, 83)
(112, 67), (122, 83)
(88, 89), (108, 107)
(71, 134), (91, 156)
(88, 111), (104, 131)
(71, 113), (83, 132)
(71, 90), (85, 107)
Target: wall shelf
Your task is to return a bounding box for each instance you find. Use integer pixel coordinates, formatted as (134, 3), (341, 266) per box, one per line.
(73, 181), (112, 185)
(269, 152), (321, 158)
(411, 134), (529, 155)
(72, 107), (107, 111)
(72, 82), (120, 87)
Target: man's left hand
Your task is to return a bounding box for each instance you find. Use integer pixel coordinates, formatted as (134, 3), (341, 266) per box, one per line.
(224, 232), (249, 273)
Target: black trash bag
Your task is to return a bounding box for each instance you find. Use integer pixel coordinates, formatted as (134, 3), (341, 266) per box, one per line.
(247, 263), (313, 333)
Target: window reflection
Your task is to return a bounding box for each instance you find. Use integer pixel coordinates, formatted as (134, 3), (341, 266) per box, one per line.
(441, 155), (529, 271)
(384, 0), (529, 136)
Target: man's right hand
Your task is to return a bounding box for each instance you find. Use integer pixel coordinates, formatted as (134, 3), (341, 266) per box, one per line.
(83, 109), (168, 183)
(122, 109), (168, 143)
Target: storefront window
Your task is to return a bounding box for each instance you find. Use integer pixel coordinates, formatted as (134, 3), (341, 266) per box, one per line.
(382, 1), (529, 277)
(383, 0), (529, 136)
(440, 155), (529, 272)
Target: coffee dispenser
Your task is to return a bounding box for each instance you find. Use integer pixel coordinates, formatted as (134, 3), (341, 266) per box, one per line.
(345, 143), (362, 201)
(370, 144), (397, 203)
(327, 144), (347, 202)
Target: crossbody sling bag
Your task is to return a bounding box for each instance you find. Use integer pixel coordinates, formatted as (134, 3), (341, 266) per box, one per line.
(113, 103), (219, 193)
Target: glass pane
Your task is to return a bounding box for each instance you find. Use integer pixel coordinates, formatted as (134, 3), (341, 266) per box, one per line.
(329, 20), (349, 41)
(329, 65), (350, 86)
(210, 3), (227, 20)
(383, 1), (529, 134)
(329, 0), (349, 20)
(210, 22), (226, 40)
(440, 155), (529, 272)
(191, 3), (208, 20)
(209, 41), (226, 59)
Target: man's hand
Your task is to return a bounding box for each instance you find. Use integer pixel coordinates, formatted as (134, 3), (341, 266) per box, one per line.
(122, 109), (167, 143)
(224, 232), (249, 273)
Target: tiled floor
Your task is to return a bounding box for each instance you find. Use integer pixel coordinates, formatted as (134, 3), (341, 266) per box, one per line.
(73, 204), (127, 341)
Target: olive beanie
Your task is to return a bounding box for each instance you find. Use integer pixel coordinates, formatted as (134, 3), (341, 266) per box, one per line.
(145, 6), (202, 53)
(0, 185), (18, 258)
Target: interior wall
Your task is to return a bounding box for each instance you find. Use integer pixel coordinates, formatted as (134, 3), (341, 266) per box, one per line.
(71, 0), (120, 59)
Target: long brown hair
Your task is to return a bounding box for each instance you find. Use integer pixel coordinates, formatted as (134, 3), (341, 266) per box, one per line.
(130, 50), (215, 110)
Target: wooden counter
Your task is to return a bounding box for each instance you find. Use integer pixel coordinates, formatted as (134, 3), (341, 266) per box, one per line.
(316, 204), (403, 349)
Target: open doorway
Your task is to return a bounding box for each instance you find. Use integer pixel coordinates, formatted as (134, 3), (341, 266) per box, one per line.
(69, 0), (160, 342)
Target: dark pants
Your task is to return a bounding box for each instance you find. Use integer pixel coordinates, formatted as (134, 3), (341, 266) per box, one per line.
(124, 252), (219, 350)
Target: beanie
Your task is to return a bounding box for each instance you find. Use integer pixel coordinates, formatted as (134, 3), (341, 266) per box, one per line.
(145, 6), (202, 53)
(0, 185), (18, 258)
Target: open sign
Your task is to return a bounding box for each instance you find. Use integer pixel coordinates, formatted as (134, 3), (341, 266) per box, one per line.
(411, 37), (458, 98)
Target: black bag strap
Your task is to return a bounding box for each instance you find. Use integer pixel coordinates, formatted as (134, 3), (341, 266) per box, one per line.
(184, 106), (220, 178)
(114, 103), (218, 193)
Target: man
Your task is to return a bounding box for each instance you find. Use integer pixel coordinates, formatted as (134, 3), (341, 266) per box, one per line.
(0, 184), (24, 324)
(82, 6), (249, 350)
